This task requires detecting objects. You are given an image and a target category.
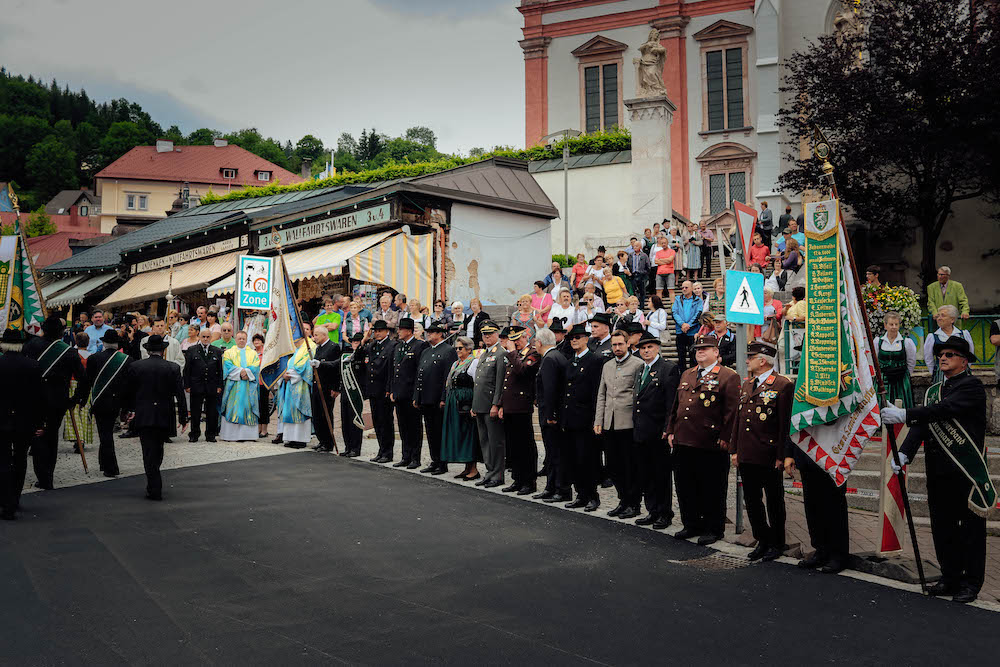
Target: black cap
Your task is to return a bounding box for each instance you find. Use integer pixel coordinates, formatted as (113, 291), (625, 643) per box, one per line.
(42, 315), (64, 335)
(932, 335), (977, 363)
(398, 317), (415, 331)
(568, 323), (590, 339)
(1, 328), (26, 344)
(372, 319), (390, 331)
(480, 320), (500, 334)
(508, 325), (527, 341)
(425, 320), (447, 334)
(624, 321), (644, 335)
(636, 331), (660, 348)
(748, 340), (777, 357)
(499, 326), (511, 339)
(350, 332), (364, 342)
(548, 319), (566, 333)
(143, 334), (170, 351)
(100, 329), (121, 346)
(590, 312), (613, 327)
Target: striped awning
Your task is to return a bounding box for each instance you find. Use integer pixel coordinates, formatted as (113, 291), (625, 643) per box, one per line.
(206, 230), (397, 297)
(98, 251), (242, 308)
(47, 273), (119, 308)
(41, 275), (86, 301)
(350, 232), (435, 304)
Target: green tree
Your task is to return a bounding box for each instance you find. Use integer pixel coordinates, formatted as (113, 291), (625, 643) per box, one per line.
(337, 132), (357, 156)
(370, 137), (441, 168)
(52, 119), (75, 145)
(468, 146), (486, 158)
(187, 127), (217, 145)
(295, 134), (325, 162)
(0, 77), (51, 119)
(333, 149), (361, 174)
(99, 121), (154, 166)
(355, 129), (386, 165)
(26, 135), (78, 203)
(223, 128), (290, 169)
(0, 114), (52, 185)
(75, 121), (101, 180)
(405, 126), (437, 148)
(25, 206), (57, 237)
(163, 124), (185, 145)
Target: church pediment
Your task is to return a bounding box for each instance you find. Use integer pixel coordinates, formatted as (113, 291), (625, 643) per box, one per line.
(693, 20), (754, 42)
(571, 35), (629, 58)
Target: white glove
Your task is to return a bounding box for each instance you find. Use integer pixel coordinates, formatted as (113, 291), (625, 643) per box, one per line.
(890, 452), (909, 474)
(309, 359), (321, 368)
(881, 405), (906, 425)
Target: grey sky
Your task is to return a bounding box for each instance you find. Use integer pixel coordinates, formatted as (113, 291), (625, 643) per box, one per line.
(0, 0), (525, 155)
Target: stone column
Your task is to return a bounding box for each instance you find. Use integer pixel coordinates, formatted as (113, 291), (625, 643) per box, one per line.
(624, 95), (676, 231)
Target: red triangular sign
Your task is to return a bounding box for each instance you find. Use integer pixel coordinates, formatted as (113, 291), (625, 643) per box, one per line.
(733, 200), (758, 259)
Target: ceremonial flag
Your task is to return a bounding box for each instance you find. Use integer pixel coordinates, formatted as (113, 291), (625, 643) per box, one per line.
(2, 184), (45, 335)
(789, 199), (880, 486)
(259, 257), (304, 390)
(878, 417), (909, 555)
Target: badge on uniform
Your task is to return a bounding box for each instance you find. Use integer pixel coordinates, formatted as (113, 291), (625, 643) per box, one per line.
(761, 390), (777, 405)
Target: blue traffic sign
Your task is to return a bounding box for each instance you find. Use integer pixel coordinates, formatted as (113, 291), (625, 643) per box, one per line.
(725, 270), (764, 325)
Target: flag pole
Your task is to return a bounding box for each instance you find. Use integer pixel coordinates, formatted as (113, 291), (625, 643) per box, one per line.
(273, 241), (339, 454)
(812, 132), (927, 593)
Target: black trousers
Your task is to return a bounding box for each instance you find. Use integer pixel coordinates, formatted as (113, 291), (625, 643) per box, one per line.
(94, 411), (120, 475)
(0, 435), (31, 513)
(541, 423), (565, 495)
(395, 400), (423, 464)
(31, 405), (65, 488)
(566, 426), (599, 502)
(370, 396), (395, 459)
(259, 386), (269, 427)
(673, 445), (729, 536)
(311, 391), (337, 449)
(638, 437), (673, 519)
(701, 245), (714, 279)
(606, 429), (640, 507)
(189, 390), (220, 440)
(504, 412), (536, 489)
(926, 465), (987, 592)
(138, 428), (167, 498)
(798, 455), (850, 559)
(632, 274), (647, 311)
(675, 334), (694, 372)
(739, 463), (786, 549)
(340, 395), (363, 455)
(420, 403), (445, 467)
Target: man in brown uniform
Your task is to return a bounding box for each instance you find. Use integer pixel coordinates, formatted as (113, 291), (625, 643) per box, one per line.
(666, 333), (740, 545)
(500, 325), (541, 495)
(729, 341), (793, 561)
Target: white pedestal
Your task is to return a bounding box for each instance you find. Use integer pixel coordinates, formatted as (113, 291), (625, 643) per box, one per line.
(624, 95), (676, 231)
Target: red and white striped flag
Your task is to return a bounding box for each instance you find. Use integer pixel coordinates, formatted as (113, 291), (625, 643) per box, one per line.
(877, 419), (909, 556)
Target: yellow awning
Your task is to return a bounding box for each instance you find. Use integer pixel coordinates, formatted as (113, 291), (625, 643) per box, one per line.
(99, 251), (242, 308)
(350, 232), (436, 304)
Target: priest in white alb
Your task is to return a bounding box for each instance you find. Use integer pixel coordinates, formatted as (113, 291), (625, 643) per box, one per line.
(219, 331), (261, 441)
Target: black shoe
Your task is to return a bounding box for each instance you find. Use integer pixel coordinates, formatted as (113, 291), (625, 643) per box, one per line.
(271, 435), (284, 444)
(600, 478), (614, 489)
(584, 500), (600, 512)
(748, 544), (769, 561)
(463, 473), (482, 482)
(392, 460), (409, 468)
(454, 471), (469, 479)
(673, 527), (697, 540)
(283, 442), (303, 449)
(926, 581), (959, 597)
(406, 461), (421, 470)
(608, 503), (625, 517)
(635, 513), (658, 526)
(419, 465), (436, 473)
(798, 552), (828, 569)
(430, 467), (448, 475)
(565, 498), (587, 509)
(312, 444), (325, 451)
(205, 438), (217, 443)
(533, 490), (554, 500)
(188, 435), (198, 443)
(103, 472), (119, 478)
(33, 482), (53, 490)
(474, 478), (489, 486)
(761, 546), (782, 562)
(651, 517), (672, 530)
(544, 493), (571, 503)
(819, 558), (846, 574)
(484, 479), (504, 488)
(501, 483), (520, 493)
(697, 533), (722, 546)
(339, 451), (351, 457)
(618, 506), (640, 520)
(1, 510), (16, 521)
(516, 486), (536, 496)
(145, 493), (162, 501)
(952, 587), (979, 604)
(376, 457), (392, 464)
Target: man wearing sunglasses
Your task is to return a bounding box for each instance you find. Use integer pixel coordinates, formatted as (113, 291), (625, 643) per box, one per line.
(882, 335), (989, 604)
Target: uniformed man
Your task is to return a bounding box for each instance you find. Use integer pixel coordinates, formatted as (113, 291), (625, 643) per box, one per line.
(0, 329), (44, 520)
(309, 325), (342, 453)
(471, 320), (508, 487)
(413, 321), (458, 474)
(632, 331), (680, 529)
(533, 327), (569, 502)
(365, 320), (397, 462)
(338, 332), (368, 458)
(125, 335), (187, 500)
(595, 329), (644, 519)
(729, 341), (792, 561)
(883, 335), (988, 602)
(560, 323), (606, 511)
(550, 318), (572, 360)
(588, 312), (614, 359)
(390, 318), (427, 468)
(624, 321), (644, 357)
(24, 315), (89, 490)
(712, 315), (737, 369)
(500, 325), (541, 494)
(86, 329), (132, 477)
(183, 328), (223, 443)
(666, 333), (740, 545)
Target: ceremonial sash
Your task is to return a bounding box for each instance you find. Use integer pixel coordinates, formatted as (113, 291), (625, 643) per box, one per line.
(91, 351), (129, 404)
(340, 353), (365, 429)
(924, 381), (997, 515)
(39, 339), (72, 378)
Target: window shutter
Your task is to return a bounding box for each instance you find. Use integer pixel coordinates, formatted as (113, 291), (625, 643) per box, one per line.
(725, 48), (743, 129)
(706, 51), (724, 131)
(584, 66), (601, 133)
(602, 64), (618, 129)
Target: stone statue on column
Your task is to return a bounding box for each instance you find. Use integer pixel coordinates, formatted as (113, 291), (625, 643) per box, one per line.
(634, 29), (668, 98)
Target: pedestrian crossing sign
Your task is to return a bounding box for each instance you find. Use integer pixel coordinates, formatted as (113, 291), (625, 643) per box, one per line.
(237, 255), (273, 310)
(725, 270), (764, 325)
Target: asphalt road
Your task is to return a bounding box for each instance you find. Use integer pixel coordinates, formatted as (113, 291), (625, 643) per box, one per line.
(0, 453), (994, 666)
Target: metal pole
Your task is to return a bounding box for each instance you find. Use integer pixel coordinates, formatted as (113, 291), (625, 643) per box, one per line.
(563, 140), (569, 260)
(733, 238), (746, 534)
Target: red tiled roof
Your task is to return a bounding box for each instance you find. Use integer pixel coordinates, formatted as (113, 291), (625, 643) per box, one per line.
(27, 231), (110, 269)
(95, 144), (304, 187)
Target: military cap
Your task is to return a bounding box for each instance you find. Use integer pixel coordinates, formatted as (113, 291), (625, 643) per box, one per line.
(748, 340), (777, 357)
(692, 333), (720, 349)
(508, 325), (527, 341)
(480, 320), (500, 334)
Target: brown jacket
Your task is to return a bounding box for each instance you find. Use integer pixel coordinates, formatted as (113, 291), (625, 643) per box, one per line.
(666, 363), (739, 449)
(500, 347), (540, 414)
(729, 371), (794, 466)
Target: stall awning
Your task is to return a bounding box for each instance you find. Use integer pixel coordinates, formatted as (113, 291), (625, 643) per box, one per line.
(206, 230), (396, 297)
(350, 232), (435, 304)
(47, 273), (119, 308)
(98, 251), (242, 308)
(41, 275), (86, 301)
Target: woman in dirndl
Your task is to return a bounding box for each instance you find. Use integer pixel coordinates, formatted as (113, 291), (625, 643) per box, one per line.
(441, 337), (482, 481)
(875, 311), (916, 408)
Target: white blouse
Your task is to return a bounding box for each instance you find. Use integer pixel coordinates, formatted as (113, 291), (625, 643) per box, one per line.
(922, 328), (974, 370)
(875, 334), (917, 376)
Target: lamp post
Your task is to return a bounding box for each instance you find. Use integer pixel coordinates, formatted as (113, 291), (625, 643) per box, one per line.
(540, 129), (582, 259)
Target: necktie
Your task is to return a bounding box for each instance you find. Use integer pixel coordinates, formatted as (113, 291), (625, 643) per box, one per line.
(641, 364), (650, 386)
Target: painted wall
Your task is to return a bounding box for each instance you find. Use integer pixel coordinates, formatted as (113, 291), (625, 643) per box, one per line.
(96, 178), (214, 233)
(446, 203), (552, 307)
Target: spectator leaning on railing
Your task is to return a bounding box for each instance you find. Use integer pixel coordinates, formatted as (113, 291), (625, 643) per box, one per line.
(926, 265), (969, 320)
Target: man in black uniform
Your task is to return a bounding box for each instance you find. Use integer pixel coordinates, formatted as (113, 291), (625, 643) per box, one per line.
(125, 335), (187, 500)
(588, 312), (614, 359)
(560, 323), (606, 512)
(390, 318), (427, 468)
(550, 318), (572, 360)
(533, 328), (568, 501)
(183, 327), (223, 443)
(500, 325), (541, 494)
(413, 322), (457, 474)
(624, 321), (644, 357)
(0, 329), (44, 519)
(308, 324), (342, 453)
(24, 315), (89, 490)
(365, 320), (397, 462)
(338, 332), (367, 458)
(632, 331), (680, 529)
(883, 335), (989, 603)
(86, 329), (132, 477)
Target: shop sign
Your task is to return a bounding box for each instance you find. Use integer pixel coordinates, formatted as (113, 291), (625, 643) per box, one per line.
(258, 203), (391, 250)
(132, 235), (248, 274)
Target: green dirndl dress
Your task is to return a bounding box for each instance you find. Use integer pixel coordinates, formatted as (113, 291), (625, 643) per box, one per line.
(877, 338), (913, 409)
(440, 358), (481, 463)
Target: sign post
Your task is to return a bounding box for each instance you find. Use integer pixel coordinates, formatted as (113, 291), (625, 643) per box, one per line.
(236, 255), (274, 311)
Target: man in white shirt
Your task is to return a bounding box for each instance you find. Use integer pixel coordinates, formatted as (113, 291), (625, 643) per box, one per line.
(141, 317), (185, 372)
